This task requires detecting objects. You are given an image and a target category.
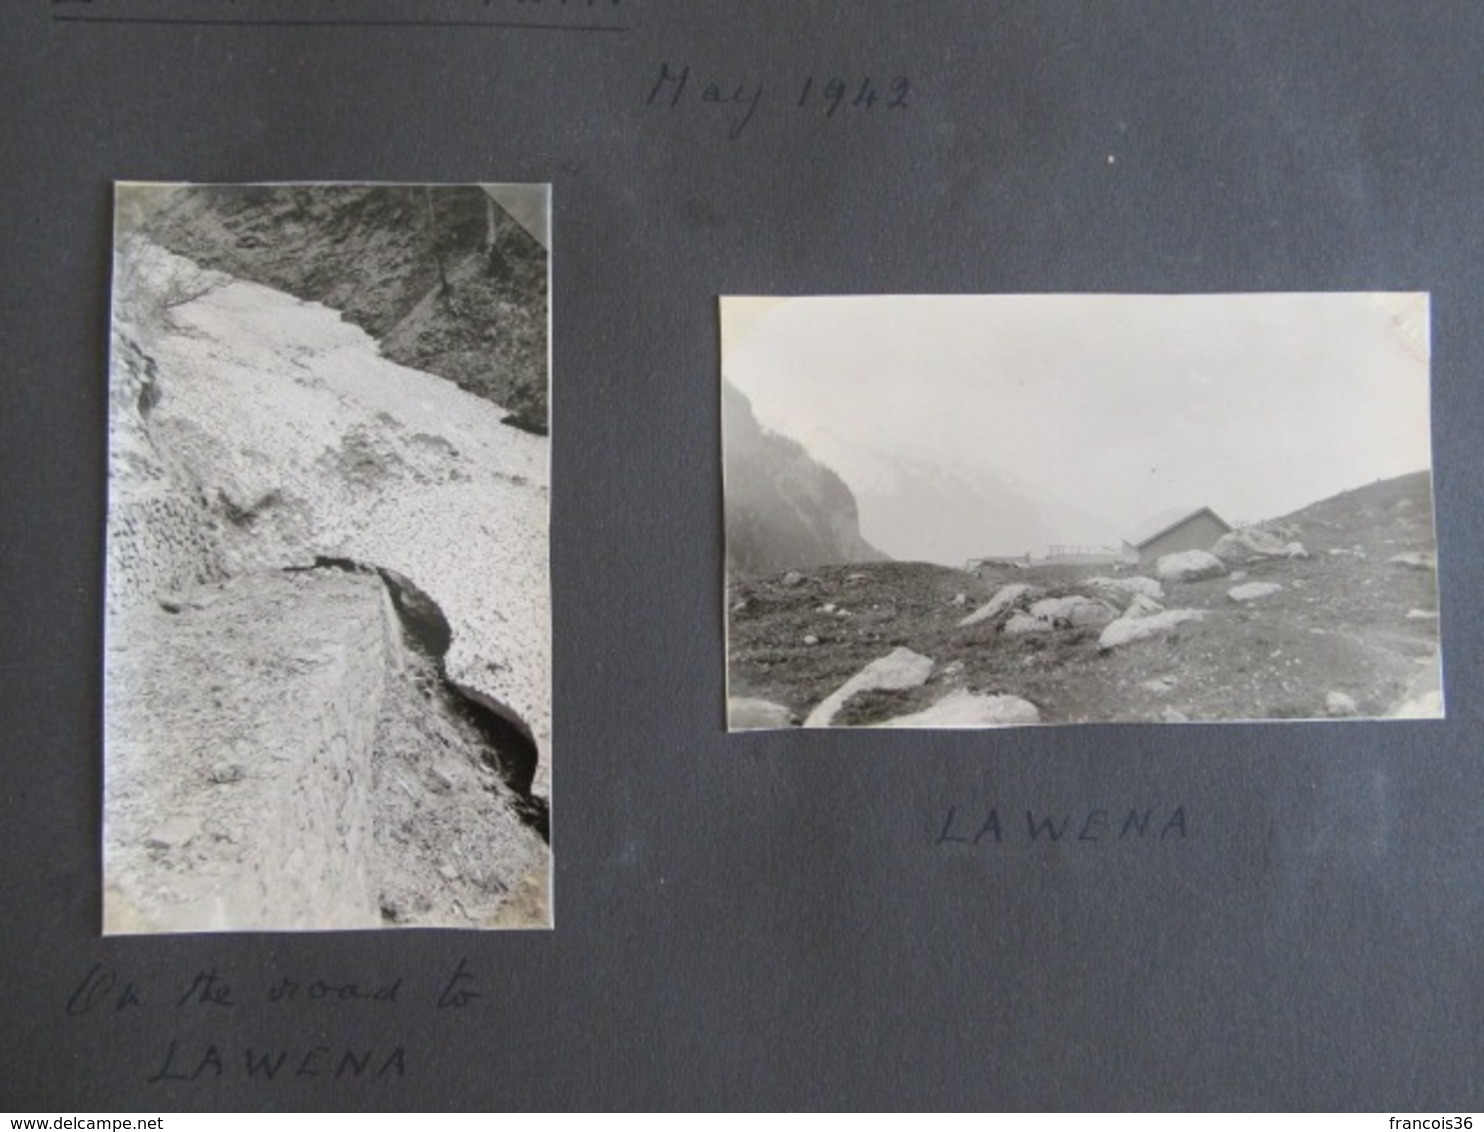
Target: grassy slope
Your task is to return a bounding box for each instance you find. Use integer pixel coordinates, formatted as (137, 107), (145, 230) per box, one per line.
(727, 471), (1441, 725)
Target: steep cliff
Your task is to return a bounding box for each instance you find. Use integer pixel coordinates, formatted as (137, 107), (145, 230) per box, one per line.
(723, 380), (885, 572)
(128, 183), (549, 432)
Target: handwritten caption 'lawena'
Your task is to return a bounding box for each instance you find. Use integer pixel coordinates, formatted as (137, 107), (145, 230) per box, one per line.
(65, 957), (486, 1085)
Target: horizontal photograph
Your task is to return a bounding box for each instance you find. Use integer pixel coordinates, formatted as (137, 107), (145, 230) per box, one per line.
(722, 293), (1441, 730)
(104, 183), (551, 931)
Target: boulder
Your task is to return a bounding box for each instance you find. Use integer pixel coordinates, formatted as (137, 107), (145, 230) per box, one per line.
(1085, 575), (1164, 604)
(728, 697), (796, 730)
(780, 570), (806, 587)
(1325, 691), (1358, 717)
(1389, 552), (1437, 571)
(1124, 593), (1165, 619)
(1284, 541), (1309, 559)
(873, 689), (1040, 728)
(1098, 609), (1206, 650)
(1027, 595), (1120, 628)
(1003, 611), (1053, 637)
(1391, 691), (1443, 718)
(1211, 527), (1289, 564)
(1388, 655), (1444, 719)
(1156, 549), (1227, 583)
(1228, 582), (1283, 603)
(803, 647), (934, 727)
(958, 583), (1040, 627)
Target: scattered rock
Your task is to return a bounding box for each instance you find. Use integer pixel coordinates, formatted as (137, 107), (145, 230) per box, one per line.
(1140, 677), (1176, 694)
(1406, 608), (1439, 621)
(1003, 611), (1053, 637)
(1155, 549), (1227, 583)
(206, 762), (245, 785)
(1160, 707), (1190, 723)
(1325, 691), (1358, 717)
(874, 689), (1040, 727)
(1027, 595), (1119, 628)
(1098, 609), (1206, 651)
(1228, 582), (1283, 603)
(958, 583), (1039, 627)
(1388, 654), (1444, 718)
(1391, 691), (1443, 718)
(1085, 575), (1164, 604)
(727, 697), (796, 729)
(1124, 593), (1165, 619)
(1212, 527), (1290, 564)
(804, 647), (934, 728)
(436, 863), (460, 883)
(145, 815), (203, 851)
(1389, 551), (1437, 571)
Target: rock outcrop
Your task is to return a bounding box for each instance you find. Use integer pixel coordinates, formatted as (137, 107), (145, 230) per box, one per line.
(722, 380), (886, 573)
(128, 183), (550, 432)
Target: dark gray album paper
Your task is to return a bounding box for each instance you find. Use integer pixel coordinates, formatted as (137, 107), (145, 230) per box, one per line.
(2, 0), (1481, 1112)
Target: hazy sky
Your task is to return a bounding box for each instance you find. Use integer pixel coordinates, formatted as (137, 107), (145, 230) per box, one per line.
(722, 293), (1432, 553)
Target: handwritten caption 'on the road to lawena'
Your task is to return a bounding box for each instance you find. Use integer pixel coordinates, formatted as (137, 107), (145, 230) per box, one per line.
(65, 957), (487, 1085)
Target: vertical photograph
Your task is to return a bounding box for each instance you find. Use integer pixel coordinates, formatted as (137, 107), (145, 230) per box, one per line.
(722, 293), (1441, 730)
(104, 183), (552, 931)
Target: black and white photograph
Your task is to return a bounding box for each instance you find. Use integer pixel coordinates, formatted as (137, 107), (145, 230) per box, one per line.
(723, 293), (1441, 730)
(103, 183), (552, 931)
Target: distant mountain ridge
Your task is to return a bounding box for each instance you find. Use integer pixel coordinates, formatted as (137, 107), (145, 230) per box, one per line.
(788, 428), (1119, 566)
(723, 381), (886, 572)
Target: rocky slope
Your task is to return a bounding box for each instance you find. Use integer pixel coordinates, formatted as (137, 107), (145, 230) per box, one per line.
(105, 235), (551, 931)
(723, 380), (885, 572)
(727, 472), (1442, 726)
(127, 183), (549, 432)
